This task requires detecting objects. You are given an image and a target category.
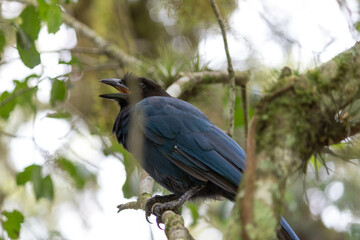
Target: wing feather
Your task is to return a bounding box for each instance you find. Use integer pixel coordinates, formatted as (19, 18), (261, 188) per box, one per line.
(134, 96), (246, 192)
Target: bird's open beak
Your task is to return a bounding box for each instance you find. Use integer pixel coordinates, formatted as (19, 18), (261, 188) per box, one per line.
(99, 92), (128, 101)
(100, 78), (130, 94)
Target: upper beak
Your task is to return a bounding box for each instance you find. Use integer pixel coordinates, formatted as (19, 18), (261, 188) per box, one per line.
(100, 78), (130, 94)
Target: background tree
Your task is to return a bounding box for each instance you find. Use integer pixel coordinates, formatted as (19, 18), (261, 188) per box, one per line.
(0, 0), (360, 239)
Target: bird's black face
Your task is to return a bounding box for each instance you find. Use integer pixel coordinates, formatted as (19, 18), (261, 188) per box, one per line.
(100, 74), (170, 103)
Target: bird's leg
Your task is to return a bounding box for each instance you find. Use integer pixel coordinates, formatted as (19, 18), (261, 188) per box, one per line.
(148, 184), (206, 228)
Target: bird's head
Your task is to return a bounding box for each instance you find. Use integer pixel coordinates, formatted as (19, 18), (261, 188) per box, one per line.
(99, 74), (170, 106)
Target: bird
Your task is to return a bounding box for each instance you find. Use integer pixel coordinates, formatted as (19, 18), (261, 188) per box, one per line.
(99, 74), (299, 240)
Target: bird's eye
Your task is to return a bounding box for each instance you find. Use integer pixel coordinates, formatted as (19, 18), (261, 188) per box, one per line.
(140, 82), (146, 88)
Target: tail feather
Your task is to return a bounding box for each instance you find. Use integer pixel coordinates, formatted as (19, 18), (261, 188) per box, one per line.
(277, 217), (300, 240)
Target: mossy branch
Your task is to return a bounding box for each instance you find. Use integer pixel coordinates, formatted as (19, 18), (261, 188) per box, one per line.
(228, 42), (360, 239)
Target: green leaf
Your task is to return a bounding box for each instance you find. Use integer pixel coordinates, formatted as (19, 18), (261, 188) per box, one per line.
(16, 164), (42, 186)
(50, 78), (66, 107)
(0, 29), (6, 53)
(119, 145), (140, 198)
(59, 56), (83, 69)
(356, 22), (360, 33)
(57, 158), (95, 189)
(1, 210), (24, 239)
(47, 4), (62, 34)
(37, 0), (50, 21)
(16, 30), (41, 69)
(186, 203), (199, 227)
(0, 91), (17, 119)
(39, 175), (54, 201)
(16, 165), (54, 201)
(19, 5), (41, 41)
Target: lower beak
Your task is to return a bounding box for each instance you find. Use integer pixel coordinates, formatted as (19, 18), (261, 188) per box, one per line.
(99, 93), (128, 101)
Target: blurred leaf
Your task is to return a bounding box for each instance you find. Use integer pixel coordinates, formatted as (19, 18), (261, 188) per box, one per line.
(349, 223), (360, 240)
(0, 75), (38, 119)
(234, 95), (254, 128)
(186, 203), (200, 227)
(47, 3), (62, 34)
(59, 56), (83, 69)
(50, 78), (66, 107)
(116, 144), (140, 198)
(16, 30), (41, 69)
(0, 91), (17, 119)
(39, 175), (54, 201)
(16, 164), (42, 185)
(356, 21), (360, 33)
(46, 111), (71, 119)
(57, 158), (96, 189)
(19, 5), (41, 40)
(1, 210), (24, 239)
(37, 0), (50, 21)
(0, 29), (5, 54)
(13, 77), (38, 110)
(16, 164), (54, 201)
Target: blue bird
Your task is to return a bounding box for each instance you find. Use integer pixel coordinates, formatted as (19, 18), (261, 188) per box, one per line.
(100, 74), (299, 240)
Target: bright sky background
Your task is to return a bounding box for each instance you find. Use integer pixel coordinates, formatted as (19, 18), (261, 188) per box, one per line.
(0, 0), (359, 239)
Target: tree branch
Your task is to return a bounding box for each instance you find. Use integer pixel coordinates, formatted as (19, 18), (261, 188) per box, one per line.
(62, 13), (141, 67)
(166, 71), (249, 98)
(210, 0), (236, 137)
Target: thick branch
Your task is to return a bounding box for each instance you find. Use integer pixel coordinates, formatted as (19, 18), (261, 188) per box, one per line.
(210, 0), (236, 136)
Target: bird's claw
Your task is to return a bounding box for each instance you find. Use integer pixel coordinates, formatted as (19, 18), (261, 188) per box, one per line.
(152, 203), (165, 229)
(145, 202), (165, 228)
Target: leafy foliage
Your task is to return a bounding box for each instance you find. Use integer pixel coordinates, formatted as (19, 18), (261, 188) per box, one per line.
(16, 30), (41, 69)
(16, 6), (41, 68)
(0, 75), (38, 119)
(16, 164), (54, 201)
(1, 210), (24, 239)
(50, 78), (67, 107)
(47, 3), (63, 34)
(0, 30), (5, 59)
(19, 5), (41, 40)
(57, 158), (96, 189)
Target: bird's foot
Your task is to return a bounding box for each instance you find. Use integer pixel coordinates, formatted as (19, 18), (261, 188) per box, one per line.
(145, 194), (179, 228)
(145, 185), (206, 229)
(148, 201), (181, 229)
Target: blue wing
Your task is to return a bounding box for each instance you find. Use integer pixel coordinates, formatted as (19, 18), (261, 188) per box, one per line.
(133, 96), (246, 194)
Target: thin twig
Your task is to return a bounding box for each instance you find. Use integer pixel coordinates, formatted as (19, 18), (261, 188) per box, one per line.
(210, 0), (236, 137)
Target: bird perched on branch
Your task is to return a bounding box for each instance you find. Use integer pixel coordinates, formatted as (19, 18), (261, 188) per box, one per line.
(100, 74), (299, 240)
